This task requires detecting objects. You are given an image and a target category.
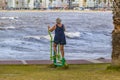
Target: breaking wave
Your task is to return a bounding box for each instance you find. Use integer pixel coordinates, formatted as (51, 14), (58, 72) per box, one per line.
(0, 26), (16, 30)
(24, 32), (80, 42)
(65, 32), (80, 39)
(0, 17), (18, 20)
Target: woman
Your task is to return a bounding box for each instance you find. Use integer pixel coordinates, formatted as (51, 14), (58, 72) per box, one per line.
(48, 18), (66, 64)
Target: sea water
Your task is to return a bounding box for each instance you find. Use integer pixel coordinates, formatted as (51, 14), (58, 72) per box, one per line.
(0, 11), (113, 60)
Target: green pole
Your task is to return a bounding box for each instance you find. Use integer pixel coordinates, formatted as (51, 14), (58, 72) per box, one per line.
(48, 31), (53, 60)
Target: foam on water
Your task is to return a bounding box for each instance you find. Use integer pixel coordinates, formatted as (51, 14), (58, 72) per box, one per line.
(65, 32), (80, 39)
(24, 31), (80, 41)
(0, 26), (16, 30)
(43, 32), (81, 40)
(43, 34), (54, 40)
(0, 17), (18, 20)
(24, 36), (41, 40)
(24, 34), (54, 41)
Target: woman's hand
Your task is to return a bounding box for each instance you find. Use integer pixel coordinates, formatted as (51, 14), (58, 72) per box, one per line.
(48, 25), (50, 30)
(48, 25), (56, 32)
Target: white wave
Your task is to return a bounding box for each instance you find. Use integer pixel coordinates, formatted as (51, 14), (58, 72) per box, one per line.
(24, 34), (54, 41)
(43, 34), (54, 40)
(6, 26), (16, 29)
(0, 26), (16, 30)
(65, 32), (80, 38)
(24, 33), (55, 41)
(0, 17), (18, 20)
(24, 32), (80, 41)
(24, 36), (41, 40)
(44, 32), (80, 40)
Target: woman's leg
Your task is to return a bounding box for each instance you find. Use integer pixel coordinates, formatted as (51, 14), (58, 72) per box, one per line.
(60, 45), (64, 58)
(60, 45), (66, 65)
(53, 43), (57, 55)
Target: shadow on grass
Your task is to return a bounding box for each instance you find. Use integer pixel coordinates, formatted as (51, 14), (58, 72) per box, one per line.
(107, 65), (120, 71)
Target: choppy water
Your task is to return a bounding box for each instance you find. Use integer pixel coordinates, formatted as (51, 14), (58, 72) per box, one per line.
(0, 11), (113, 60)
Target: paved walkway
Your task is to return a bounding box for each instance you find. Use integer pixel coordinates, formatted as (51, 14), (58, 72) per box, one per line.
(0, 59), (111, 65)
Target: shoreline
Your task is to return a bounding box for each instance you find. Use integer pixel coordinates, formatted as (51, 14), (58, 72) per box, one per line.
(0, 59), (111, 64)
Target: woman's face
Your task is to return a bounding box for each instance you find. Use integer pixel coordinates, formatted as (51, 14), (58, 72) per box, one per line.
(56, 18), (61, 24)
(56, 22), (61, 24)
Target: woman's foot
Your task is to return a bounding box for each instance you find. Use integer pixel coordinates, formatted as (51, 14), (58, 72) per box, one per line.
(62, 57), (66, 65)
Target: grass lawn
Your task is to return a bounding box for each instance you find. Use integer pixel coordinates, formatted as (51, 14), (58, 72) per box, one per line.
(0, 64), (120, 80)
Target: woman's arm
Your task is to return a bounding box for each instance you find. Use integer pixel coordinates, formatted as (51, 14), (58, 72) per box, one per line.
(64, 26), (66, 31)
(63, 25), (66, 31)
(48, 25), (56, 32)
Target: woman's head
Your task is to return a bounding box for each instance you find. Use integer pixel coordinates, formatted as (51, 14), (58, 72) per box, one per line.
(56, 18), (61, 24)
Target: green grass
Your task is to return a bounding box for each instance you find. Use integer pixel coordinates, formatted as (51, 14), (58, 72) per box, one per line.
(0, 64), (120, 80)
